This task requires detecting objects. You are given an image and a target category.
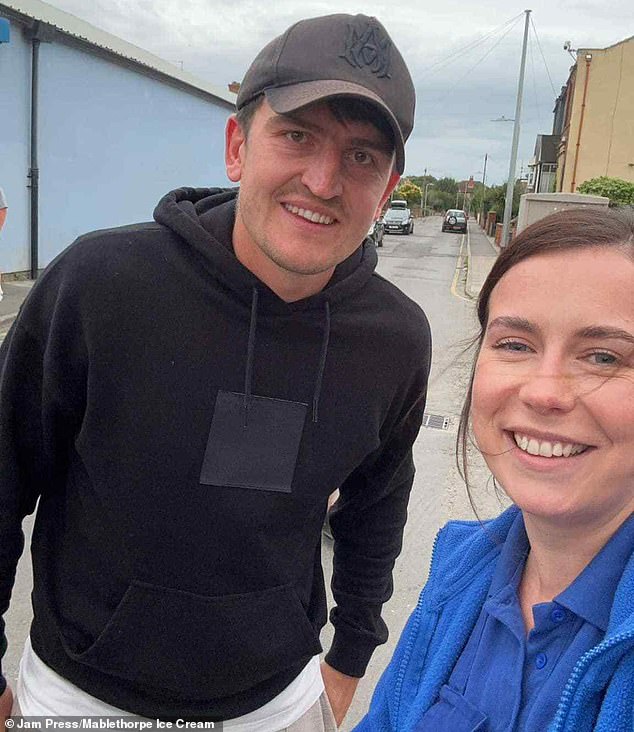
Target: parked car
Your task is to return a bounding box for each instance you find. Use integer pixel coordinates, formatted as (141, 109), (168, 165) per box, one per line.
(441, 209), (467, 233)
(383, 203), (414, 235)
(367, 219), (385, 247)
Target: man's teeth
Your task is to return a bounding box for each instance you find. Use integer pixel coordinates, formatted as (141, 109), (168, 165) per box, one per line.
(284, 204), (334, 225)
(513, 433), (589, 458)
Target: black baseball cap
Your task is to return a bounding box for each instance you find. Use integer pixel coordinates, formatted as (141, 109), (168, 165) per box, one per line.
(236, 14), (415, 173)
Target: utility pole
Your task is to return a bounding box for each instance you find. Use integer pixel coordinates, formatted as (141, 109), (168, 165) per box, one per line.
(423, 183), (434, 217)
(501, 9), (531, 248)
(480, 153), (488, 224)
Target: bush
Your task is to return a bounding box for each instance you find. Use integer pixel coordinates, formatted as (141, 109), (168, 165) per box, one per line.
(577, 177), (634, 206)
(393, 180), (422, 206)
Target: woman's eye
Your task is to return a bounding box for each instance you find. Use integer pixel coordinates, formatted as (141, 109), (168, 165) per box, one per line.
(494, 339), (531, 352)
(587, 351), (618, 366)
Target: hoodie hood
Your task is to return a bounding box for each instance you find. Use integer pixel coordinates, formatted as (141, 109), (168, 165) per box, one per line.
(153, 186), (378, 315)
(154, 186), (378, 423)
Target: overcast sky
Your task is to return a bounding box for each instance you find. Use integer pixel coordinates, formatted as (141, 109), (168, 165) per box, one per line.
(46, 0), (631, 184)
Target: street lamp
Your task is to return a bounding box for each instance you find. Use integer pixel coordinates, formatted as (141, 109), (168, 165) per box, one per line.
(423, 183), (434, 217)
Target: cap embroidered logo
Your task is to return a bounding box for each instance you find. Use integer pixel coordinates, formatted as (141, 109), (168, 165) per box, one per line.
(340, 22), (392, 78)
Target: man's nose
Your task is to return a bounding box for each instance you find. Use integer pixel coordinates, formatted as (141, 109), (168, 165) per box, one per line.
(300, 147), (344, 200)
(517, 367), (577, 414)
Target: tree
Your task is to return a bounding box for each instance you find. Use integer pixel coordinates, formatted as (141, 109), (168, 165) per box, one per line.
(428, 190), (454, 213)
(577, 177), (634, 206)
(475, 181), (523, 220)
(407, 175), (435, 190)
(393, 179), (422, 206)
(435, 177), (459, 196)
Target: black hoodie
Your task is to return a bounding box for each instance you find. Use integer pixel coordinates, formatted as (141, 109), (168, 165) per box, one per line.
(0, 188), (431, 719)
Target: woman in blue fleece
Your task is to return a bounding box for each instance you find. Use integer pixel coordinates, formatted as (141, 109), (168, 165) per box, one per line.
(356, 208), (634, 732)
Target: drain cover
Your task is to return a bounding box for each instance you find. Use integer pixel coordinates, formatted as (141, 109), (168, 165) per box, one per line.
(423, 413), (450, 430)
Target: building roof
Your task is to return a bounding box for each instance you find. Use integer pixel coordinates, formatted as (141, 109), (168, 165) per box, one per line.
(0, 0), (236, 109)
(533, 134), (560, 164)
(579, 34), (634, 53)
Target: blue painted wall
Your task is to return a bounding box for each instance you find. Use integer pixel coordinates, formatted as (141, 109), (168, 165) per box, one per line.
(0, 12), (233, 273)
(0, 18), (31, 274)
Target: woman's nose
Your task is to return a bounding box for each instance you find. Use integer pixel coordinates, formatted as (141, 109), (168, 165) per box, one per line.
(517, 369), (577, 414)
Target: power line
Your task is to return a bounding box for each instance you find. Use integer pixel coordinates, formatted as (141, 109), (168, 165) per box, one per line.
(450, 16), (524, 87)
(530, 18), (558, 96)
(422, 12), (525, 76)
(423, 16), (524, 112)
(528, 31), (544, 129)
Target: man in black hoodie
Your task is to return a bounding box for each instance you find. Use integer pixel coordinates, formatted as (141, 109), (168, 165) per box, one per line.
(0, 13), (431, 730)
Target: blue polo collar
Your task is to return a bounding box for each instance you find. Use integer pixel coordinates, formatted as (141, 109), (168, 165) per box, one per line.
(556, 513), (634, 632)
(486, 511), (634, 633)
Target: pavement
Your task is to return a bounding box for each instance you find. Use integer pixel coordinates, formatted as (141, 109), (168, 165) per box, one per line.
(0, 280), (35, 342)
(465, 220), (500, 299)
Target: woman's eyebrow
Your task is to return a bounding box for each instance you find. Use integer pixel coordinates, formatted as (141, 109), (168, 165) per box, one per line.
(577, 325), (634, 345)
(487, 318), (634, 346)
(487, 316), (537, 334)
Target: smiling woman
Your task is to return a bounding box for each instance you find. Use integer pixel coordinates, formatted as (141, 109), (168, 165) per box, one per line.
(355, 207), (634, 732)
(472, 246), (634, 528)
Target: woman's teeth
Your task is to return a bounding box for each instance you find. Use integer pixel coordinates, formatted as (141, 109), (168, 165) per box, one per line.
(513, 433), (589, 458)
(284, 204), (334, 225)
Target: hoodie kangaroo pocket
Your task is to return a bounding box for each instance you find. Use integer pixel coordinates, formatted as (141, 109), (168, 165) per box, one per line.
(62, 580), (322, 698)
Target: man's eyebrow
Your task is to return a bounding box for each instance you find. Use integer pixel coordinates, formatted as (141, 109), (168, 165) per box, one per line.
(348, 136), (394, 157)
(265, 112), (394, 156)
(577, 325), (634, 345)
(265, 111), (321, 133)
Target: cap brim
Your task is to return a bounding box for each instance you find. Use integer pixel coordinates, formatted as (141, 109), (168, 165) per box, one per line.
(265, 80), (405, 174)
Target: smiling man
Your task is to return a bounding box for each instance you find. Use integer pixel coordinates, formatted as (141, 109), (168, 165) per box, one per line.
(0, 14), (431, 731)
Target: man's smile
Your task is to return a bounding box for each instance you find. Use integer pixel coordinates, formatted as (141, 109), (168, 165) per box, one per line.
(282, 203), (337, 225)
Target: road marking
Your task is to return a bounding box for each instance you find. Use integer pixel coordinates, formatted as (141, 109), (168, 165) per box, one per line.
(464, 224), (475, 300)
(450, 233), (471, 301)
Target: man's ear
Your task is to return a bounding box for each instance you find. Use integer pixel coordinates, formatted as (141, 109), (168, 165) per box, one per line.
(225, 115), (246, 183)
(376, 172), (400, 218)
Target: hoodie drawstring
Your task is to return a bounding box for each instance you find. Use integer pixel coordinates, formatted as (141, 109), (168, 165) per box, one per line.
(243, 288), (331, 426)
(243, 288), (259, 427)
(312, 301), (330, 424)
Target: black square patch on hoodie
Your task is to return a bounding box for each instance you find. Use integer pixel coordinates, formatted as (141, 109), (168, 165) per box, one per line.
(200, 390), (308, 492)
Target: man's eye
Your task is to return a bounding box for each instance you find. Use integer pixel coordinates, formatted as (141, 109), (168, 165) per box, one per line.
(285, 131), (308, 144)
(350, 150), (373, 165)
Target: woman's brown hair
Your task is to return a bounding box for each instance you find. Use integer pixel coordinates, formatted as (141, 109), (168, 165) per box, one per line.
(457, 206), (634, 511)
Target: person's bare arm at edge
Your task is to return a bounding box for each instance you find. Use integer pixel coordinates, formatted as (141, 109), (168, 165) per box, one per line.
(321, 660), (359, 726)
(0, 685), (14, 731)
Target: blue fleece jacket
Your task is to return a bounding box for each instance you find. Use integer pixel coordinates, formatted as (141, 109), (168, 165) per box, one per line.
(354, 507), (634, 732)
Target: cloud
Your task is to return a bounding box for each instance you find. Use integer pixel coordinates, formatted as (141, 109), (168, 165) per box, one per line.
(44, 0), (630, 182)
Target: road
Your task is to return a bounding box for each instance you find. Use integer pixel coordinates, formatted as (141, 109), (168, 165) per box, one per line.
(322, 216), (504, 728)
(2, 216), (504, 725)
